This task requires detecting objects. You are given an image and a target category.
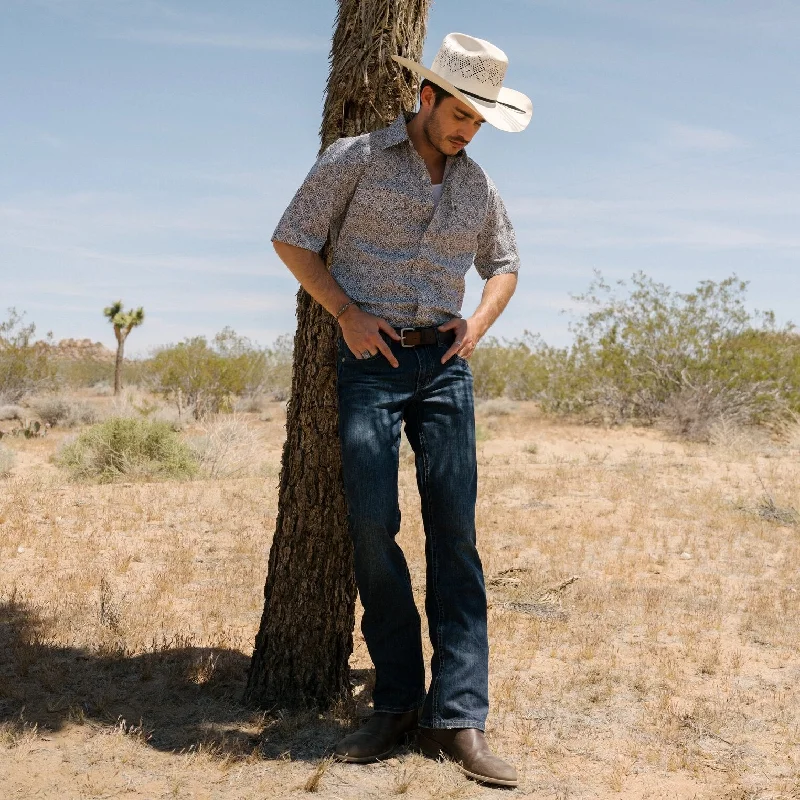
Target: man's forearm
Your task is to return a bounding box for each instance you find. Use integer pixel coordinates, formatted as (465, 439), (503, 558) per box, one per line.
(273, 239), (402, 364)
(470, 273), (518, 336)
(273, 240), (351, 317)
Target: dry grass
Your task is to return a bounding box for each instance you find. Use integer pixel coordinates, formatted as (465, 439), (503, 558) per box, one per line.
(190, 413), (266, 479)
(1, 394), (799, 798)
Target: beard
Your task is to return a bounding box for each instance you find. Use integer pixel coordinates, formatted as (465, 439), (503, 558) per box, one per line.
(422, 108), (467, 156)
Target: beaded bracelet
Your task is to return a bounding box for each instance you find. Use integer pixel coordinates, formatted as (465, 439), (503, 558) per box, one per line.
(334, 299), (357, 321)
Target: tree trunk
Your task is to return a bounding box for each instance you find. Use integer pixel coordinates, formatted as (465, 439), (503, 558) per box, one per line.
(113, 329), (124, 396)
(245, 0), (430, 710)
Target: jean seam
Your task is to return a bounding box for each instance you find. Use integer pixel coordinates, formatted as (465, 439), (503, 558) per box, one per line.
(417, 419), (444, 724)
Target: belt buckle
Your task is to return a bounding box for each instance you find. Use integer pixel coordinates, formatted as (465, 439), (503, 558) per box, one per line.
(399, 327), (414, 347)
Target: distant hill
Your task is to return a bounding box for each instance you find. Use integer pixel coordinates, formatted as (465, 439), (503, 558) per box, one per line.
(46, 338), (116, 362)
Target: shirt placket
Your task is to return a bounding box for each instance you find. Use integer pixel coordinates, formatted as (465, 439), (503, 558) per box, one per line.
(404, 147), (461, 326)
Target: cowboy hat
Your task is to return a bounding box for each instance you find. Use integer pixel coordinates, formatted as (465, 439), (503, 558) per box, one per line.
(392, 32), (532, 133)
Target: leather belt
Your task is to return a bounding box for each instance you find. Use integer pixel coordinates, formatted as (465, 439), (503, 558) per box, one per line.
(393, 326), (456, 348)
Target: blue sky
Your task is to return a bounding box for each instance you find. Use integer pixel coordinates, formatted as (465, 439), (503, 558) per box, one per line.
(1, 0), (798, 355)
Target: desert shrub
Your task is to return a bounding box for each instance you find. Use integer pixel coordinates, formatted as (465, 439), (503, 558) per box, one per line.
(0, 445), (15, 478)
(57, 417), (198, 482)
(0, 309), (55, 403)
(147, 328), (292, 418)
(554, 272), (798, 425)
(660, 377), (790, 441)
(235, 395), (267, 413)
(468, 273), (798, 438)
(102, 388), (186, 432)
(476, 398), (517, 417)
(56, 358), (110, 388)
(0, 405), (25, 422)
(470, 338), (516, 399)
(54, 354), (148, 390)
(470, 334), (564, 402)
(31, 397), (99, 428)
(68, 403), (100, 427)
(189, 414), (262, 478)
(30, 396), (70, 426)
(258, 333), (293, 400)
(469, 333), (582, 410)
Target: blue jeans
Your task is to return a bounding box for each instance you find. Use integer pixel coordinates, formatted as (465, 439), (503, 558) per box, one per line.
(336, 335), (489, 730)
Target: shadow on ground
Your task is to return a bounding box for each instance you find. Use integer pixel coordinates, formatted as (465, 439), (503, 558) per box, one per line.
(0, 599), (367, 763)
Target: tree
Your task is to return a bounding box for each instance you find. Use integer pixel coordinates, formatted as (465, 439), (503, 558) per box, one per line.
(103, 301), (144, 396)
(149, 328), (277, 418)
(245, 0), (430, 709)
(0, 308), (54, 402)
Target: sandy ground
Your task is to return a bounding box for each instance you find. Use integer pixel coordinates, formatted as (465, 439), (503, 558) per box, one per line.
(1, 397), (799, 799)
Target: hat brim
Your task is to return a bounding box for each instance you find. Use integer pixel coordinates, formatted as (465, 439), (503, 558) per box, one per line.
(392, 55), (532, 133)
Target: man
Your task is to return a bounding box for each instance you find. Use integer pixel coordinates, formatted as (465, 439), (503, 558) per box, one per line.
(272, 33), (531, 787)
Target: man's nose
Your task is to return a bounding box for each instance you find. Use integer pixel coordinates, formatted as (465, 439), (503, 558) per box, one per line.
(457, 126), (474, 144)
(460, 122), (480, 142)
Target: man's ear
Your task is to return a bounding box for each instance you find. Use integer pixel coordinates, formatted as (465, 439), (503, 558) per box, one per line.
(420, 84), (436, 112)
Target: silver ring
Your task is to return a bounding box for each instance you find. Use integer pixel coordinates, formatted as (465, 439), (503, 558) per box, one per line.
(455, 340), (463, 347)
(360, 350), (372, 359)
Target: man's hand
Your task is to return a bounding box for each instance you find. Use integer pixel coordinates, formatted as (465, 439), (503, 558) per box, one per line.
(439, 273), (518, 364)
(339, 306), (401, 367)
(437, 316), (485, 364)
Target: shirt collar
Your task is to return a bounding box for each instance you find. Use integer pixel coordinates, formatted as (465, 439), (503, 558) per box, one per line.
(373, 113), (466, 161)
(373, 113), (413, 150)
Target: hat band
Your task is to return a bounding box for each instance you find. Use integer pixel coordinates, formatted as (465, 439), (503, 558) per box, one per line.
(457, 87), (526, 115)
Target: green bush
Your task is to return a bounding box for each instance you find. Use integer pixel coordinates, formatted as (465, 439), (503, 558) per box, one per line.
(57, 417), (198, 482)
(56, 358), (115, 389)
(0, 309), (55, 403)
(468, 273), (799, 438)
(147, 327), (292, 417)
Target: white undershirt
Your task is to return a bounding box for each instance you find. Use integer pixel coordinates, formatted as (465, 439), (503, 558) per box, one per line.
(431, 183), (443, 208)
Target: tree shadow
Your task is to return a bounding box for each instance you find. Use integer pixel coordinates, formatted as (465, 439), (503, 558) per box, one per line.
(0, 599), (368, 763)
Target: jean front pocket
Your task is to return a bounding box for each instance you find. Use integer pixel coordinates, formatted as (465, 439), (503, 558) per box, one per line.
(337, 337), (385, 365)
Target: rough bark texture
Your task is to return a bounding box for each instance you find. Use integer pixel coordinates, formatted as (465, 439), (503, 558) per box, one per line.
(113, 329), (124, 396)
(245, 0), (430, 710)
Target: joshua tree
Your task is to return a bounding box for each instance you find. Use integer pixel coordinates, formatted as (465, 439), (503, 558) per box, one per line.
(245, 0), (430, 709)
(103, 301), (144, 396)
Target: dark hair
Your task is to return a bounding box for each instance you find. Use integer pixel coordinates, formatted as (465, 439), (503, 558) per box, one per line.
(420, 78), (453, 107)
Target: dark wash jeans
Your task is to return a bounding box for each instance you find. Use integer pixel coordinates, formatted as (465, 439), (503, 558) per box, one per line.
(336, 335), (489, 730)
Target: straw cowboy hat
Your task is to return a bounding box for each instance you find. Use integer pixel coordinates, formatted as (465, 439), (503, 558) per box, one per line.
(392, 32), (532, 133)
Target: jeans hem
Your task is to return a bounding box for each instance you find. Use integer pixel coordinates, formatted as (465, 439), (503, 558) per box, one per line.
(373, 702), (425, 714)
(418, 718), (486, 732)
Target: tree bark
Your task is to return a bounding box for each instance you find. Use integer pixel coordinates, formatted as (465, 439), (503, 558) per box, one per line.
(113, 328), (124, 396)
(245, 0), (430, 710)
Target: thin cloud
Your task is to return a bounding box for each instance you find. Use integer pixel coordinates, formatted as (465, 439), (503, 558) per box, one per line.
(664, 123), (746, 152)
(35, 132), (67, 150)
(2, 243), (285, 279)
(508, 190), (800, 252)
(111, 28), (328, 52)
(147, 290), (295, 314)
(523, 0), (800, 39)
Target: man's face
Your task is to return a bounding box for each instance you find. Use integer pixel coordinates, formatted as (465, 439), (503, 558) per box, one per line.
(421, 91), (485, 156)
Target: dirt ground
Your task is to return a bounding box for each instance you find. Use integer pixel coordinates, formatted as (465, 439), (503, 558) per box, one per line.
(1, 396), (799, 799)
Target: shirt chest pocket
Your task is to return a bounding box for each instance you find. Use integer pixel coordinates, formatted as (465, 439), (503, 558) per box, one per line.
(429, 195), (486, 260)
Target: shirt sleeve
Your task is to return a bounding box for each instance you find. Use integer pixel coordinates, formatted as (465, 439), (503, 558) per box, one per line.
(272, 135), (367, 253)
(474, 180), (520, 280)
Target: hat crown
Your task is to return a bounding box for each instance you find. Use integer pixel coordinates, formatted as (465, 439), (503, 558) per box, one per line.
(431, 33), (508, 101)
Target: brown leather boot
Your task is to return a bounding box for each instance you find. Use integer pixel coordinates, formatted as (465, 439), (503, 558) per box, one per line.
(333, 710), (419, 763)
(417, 727), (518, 787)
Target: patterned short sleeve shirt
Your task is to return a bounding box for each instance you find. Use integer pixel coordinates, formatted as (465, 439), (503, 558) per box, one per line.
(272, 113), (520, 328)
